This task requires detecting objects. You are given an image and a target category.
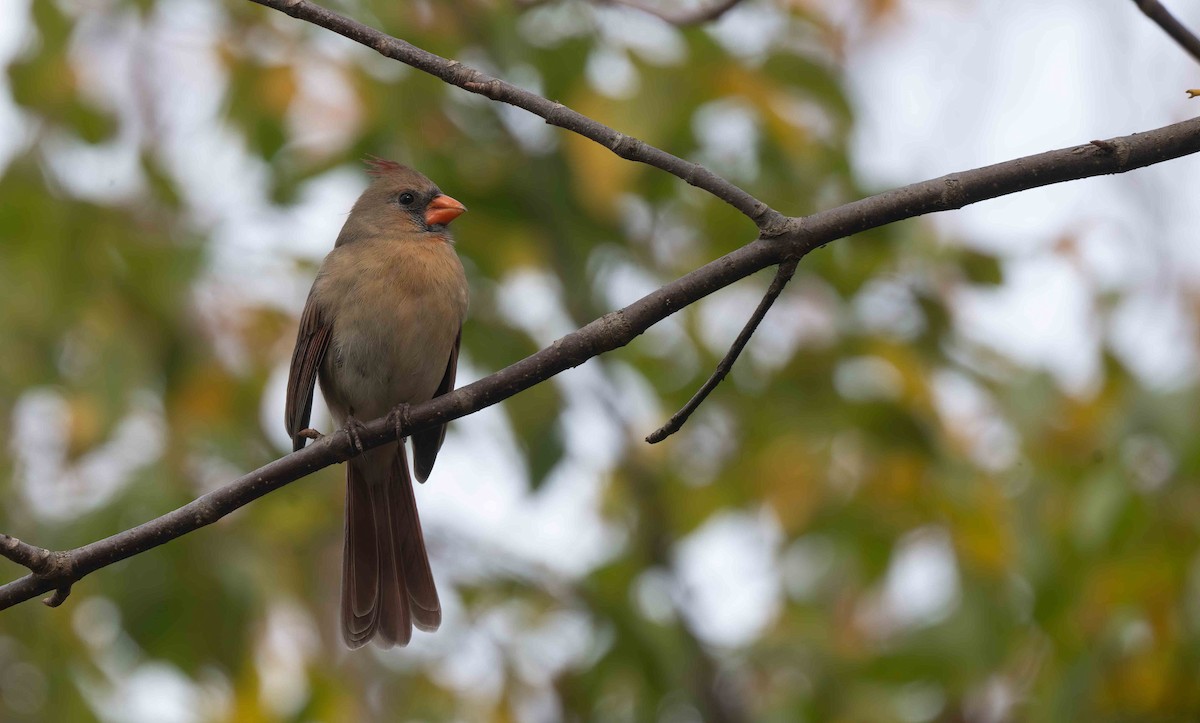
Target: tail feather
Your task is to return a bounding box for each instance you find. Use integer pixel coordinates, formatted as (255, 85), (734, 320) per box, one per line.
(372, 463), (411, 648)
(340, 442), (441, 649)
(341, 462), (381, 648)
(395, 443), (442, 632)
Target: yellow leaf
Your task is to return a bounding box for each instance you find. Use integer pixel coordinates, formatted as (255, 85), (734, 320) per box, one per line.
(258, 65), (297, 116)
(561, 91), (640, 219)
(753, 433), (822, 533)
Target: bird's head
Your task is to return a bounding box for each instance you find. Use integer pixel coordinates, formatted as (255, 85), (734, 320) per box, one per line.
(350, 157), (467, 236)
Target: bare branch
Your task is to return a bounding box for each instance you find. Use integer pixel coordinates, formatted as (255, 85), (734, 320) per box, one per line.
(1132, 0), (1200, 64)
(602, 0), (746, 27)
(246, 0), (787, 234)
(776, 122), (1200, 250)
(647, 258), (798, 444)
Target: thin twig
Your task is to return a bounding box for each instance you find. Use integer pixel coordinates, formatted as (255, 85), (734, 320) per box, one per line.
(0, 535), (53, 574)
(647, 258), (798, 443)
(604, 0), (746, 26)
(1132, 0), (1200, 64)
(246, 0), (786, 234)
(0, 535), (74, 607)
(43, 586), (72, 608)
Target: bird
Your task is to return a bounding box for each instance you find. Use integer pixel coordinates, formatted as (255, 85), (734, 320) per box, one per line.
(284, 158), (468, 648)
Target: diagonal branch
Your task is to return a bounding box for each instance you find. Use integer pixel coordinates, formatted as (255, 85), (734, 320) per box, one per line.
(602, 0), (746, 26)
(246, 0), (786, 234)
(4, 115), (1200, 611)
(1131, 0), (1200, 64)
(777, 134), (1192, 249)
(646, 258), (798, 444)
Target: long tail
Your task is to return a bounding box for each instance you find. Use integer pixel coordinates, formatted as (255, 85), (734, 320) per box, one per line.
(341, 441), (441, 649)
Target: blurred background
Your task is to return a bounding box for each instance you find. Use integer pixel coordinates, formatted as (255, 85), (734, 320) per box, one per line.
(3, 0), (1200, 720)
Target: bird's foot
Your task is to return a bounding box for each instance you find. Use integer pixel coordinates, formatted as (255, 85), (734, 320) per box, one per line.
(386, 403), (413, 442)
(297, 428), (324, 442)
(343, 417), (367, 455)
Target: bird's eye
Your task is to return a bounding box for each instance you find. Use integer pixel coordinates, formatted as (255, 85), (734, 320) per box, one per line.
(397, 192), (416, 206)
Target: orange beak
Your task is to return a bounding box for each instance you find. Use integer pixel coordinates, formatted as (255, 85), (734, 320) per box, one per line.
(425, 194), (467, 226)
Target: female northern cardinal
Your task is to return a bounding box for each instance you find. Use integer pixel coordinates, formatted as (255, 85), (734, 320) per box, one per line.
(284, 158), (468, 648)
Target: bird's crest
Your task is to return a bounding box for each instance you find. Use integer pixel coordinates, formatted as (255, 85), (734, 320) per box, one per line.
(363, 155), (404, 177)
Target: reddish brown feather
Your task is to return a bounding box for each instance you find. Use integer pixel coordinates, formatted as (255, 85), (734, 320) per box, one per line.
(394, 443), (441, 630)
(370, 453), (411, 647)
(342, 460), (382, 648)
(284, 294), (333, 451)
(412, 328), (461, 483)
(363, 155), (405, 177)
(341, 444), (439, 649)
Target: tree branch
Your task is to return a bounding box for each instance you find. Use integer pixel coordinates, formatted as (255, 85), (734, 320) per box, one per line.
(776, 133), (1195, 249)
(1132, 0), (1200, 64)
(4, 115), (1199, 611)
(246, 0), (786, 234)
(602, 0), (746, 27)
(646, 258), (798, 444)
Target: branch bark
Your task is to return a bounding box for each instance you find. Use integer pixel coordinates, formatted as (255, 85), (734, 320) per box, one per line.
(603, 0), (746, 26)
(1132, 0), (1200, 64)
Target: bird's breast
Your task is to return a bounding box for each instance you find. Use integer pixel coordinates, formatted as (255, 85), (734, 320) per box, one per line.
(315, 239), (467, 422)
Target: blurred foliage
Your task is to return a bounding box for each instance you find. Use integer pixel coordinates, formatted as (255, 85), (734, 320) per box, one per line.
(3, 0), (1200, 721)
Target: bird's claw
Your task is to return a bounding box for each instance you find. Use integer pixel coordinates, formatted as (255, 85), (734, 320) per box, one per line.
(386, 404), (413, 442)
(343, 417), (367, 455)
(297, 428), (324, 441)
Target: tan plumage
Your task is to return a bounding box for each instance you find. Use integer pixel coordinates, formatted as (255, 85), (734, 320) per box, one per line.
(285, 159), (468, 648)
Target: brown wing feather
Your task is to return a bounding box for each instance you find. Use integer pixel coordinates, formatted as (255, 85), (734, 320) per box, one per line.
(412, 328), (460, 482)
(285, 293), (333, 452)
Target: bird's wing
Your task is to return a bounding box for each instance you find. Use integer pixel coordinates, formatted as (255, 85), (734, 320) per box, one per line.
(285, 291), (333, 452)
(412, 327), (460, 482)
